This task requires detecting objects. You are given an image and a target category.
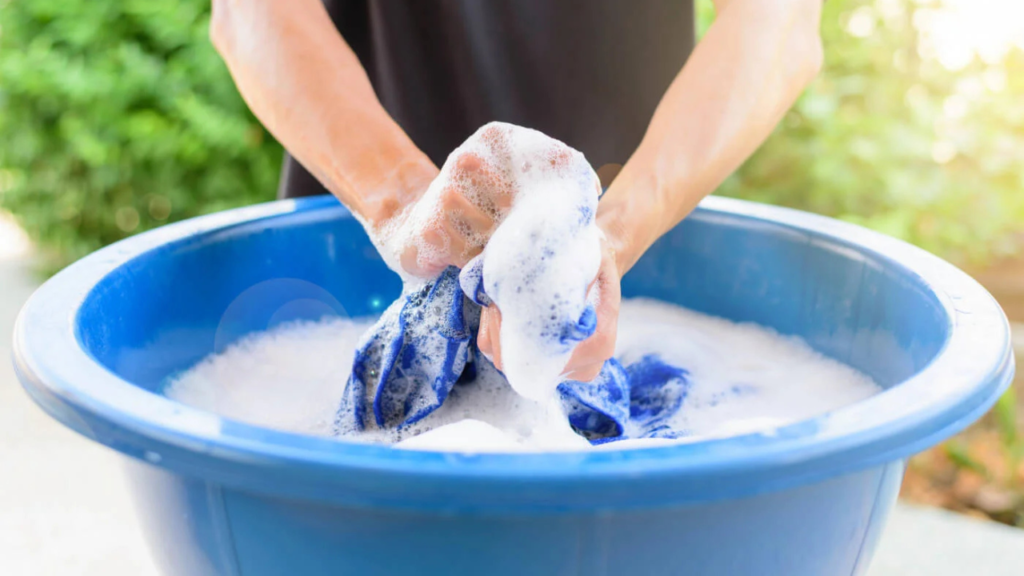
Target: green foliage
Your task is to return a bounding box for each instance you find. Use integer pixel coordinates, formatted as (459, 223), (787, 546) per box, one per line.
(3, 1), (1023, 271)
(943, 439), (991, 478)
(0, 0), (282, 271)
(701, 0), (1024, 266)
(994, 388), (1024, 485)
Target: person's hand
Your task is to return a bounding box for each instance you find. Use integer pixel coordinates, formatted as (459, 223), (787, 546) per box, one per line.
(384, 123), (577, 278)
(477, 237), (622, 382)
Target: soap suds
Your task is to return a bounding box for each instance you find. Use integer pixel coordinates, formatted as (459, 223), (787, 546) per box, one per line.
(375, 123), (603, 404)
(165, 299), (881, 451)
(614, 299), (880, 440)
(165, 316), (371, 436)
(464, 128), (602, 402)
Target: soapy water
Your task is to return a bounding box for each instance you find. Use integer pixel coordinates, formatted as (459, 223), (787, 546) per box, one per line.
(165, 298), (881, 451)
(166, 124), (879, 451)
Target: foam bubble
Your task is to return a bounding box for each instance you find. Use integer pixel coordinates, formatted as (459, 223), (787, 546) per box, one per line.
(614, 299), (881, 438)
(395, 419), (528, 452)
(165, 316), (372, 436)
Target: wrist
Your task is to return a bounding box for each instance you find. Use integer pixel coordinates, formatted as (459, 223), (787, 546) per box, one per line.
(324, 116), (438, 229)
(596, 163), (664, 276)
(357, 154), (438, 229)
(597, 142), (709, 275)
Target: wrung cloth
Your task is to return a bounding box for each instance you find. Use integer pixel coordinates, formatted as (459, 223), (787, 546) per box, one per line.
(336, 266), (690, 444)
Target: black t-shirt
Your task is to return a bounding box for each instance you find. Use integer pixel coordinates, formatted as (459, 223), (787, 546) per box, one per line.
(280, 0), (696, 198)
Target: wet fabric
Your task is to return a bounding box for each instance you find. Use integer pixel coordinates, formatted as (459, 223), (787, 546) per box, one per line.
(339, 268), (691, 444)
(340, 267), (480, 430)
(558, 356), (690, 443)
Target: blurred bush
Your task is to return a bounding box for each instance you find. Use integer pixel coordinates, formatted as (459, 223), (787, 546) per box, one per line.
(2, 0), (1022, 272)
(711, 0), (1024, 267)
(0, 0), (281, 271)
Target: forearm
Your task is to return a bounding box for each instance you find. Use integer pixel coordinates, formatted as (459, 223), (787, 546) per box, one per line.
(598, 0), (823, 273)
(210, 0), (436, 225)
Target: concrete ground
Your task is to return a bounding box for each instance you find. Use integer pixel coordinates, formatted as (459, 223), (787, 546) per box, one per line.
(2, 215), (1023, 575)
(0, 218), (158, 575)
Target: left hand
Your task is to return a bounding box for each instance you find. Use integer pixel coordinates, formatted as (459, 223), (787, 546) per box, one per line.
(477, 237), (621, 383)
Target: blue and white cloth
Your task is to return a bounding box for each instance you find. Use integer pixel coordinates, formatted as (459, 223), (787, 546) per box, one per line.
(337, 267), (690, 444)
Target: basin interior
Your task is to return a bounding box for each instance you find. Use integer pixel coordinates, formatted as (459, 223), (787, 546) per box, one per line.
(76, 202), (949, 404)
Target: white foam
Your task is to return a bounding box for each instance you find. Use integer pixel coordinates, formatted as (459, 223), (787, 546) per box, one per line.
(469, 124), (601, 403)
(395, 419), (528, 452)
(614, 299), (881, 438)
(165, 299), (882, 452)
(481, 183), (601, 402)
(165, 316), (372, 437)
(375, 123), (602, 403)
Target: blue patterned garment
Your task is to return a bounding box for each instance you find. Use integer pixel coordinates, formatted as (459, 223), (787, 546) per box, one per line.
(338, 267), (480, 431)
(557, 356), (690, 443)
(556, 359), (631, 441)
(338, 268), (691, 443)
(623, 355), (691, 439)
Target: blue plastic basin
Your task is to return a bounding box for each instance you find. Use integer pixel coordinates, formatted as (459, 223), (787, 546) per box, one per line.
(13, 196), (1014, 575)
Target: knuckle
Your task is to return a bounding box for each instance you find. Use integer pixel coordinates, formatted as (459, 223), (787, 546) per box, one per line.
(480, 123), (506, 143)
(438, 185), (463, 206)
(592, 330), (616, 355)
(454, 152), (482, 173)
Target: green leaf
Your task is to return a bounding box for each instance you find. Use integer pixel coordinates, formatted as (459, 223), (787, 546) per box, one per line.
(943, 441), (990, 478)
